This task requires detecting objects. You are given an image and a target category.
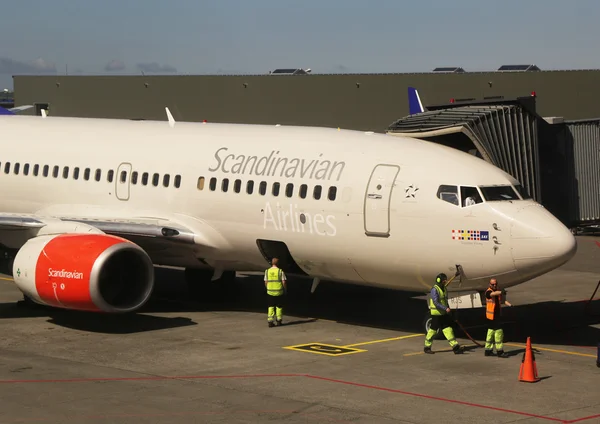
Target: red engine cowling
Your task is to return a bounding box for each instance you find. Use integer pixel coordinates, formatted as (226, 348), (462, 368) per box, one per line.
(12, 233), (155, 313)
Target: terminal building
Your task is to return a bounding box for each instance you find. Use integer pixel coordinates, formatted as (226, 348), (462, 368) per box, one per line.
(9, 65), (600, 230)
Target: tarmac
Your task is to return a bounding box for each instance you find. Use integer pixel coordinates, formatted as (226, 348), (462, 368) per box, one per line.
(0, 234), (599, 423)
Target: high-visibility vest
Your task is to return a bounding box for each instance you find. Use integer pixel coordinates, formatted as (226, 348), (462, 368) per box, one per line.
(265, 267), (284, 296)
(428, 284), (448, 316)
(485, 287), (501, 320)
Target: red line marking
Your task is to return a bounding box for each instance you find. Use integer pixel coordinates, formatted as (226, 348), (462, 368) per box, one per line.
(0, 373), (596, 423)
(595, 241), (600, 248)
(305, 375), (565, 422)
(565, 413), (600, 423)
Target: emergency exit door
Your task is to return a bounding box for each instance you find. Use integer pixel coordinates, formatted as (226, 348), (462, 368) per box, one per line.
(115, 162), (132, 201)
(363, 164), (400, 237)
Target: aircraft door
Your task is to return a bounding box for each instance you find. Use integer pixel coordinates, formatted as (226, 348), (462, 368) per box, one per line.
(363, 164), (400, 237)
(115, 162), (132, 201)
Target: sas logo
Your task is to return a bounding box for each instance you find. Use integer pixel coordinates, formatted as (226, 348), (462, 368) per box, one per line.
(451, 230), (489, 241)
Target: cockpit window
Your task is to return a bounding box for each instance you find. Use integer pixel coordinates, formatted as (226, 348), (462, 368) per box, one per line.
(513, 184), (532, 200)
(460, 186), (483, 207)
(437, 185), (459, 206)
(478, 185), (520, 201)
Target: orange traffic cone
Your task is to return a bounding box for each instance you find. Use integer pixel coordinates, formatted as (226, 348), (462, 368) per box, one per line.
(518, 337), (540, 383)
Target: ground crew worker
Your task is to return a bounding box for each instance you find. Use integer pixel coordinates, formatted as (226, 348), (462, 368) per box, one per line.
(424, 273), (464, 354)
(484, 278), (511, 357)
(264, 257), (287, 327)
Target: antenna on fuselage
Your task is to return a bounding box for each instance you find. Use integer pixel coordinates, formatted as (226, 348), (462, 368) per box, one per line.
(165, 107), (175, 127)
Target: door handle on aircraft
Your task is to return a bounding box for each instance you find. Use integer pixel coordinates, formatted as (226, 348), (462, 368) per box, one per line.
(492, 236), (501, 245)
(493, 223), (501, 231)
(368, 194), (382, 199)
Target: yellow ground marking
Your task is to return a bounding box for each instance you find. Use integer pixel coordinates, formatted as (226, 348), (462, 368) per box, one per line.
(505, 343), (597, 359)
(282, 343), (367, 357)
(0, 277), (14, 282)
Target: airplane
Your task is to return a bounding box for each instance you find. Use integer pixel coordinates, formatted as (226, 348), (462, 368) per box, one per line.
(407, 87), (426, 115)
(0, 105), (34, 115)
(0, 109), (577, 333)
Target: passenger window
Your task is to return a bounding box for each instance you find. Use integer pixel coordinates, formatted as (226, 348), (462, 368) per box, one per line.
(222, 178), (229, 192)
(4, 162), (10, 174)
(197, 176), (205, 190)
(107, 170), (114, 183)
(43, 165), (49, 177)
(52, 166), (59, 178)
(73, 167), (79, 180)
(313, 185), (322, 200)
(83, 168), (90, 180)
(209, 177), (217, 191)
(460, 186), (482, 207)
(436, 185), (459, 206)
(234, 179), (241, 193)
(285, 183), (294, 197)
(14, 163), (20, 174)
(62, 166), (69, 179)
(163, 174), (170, 187)
(272, 182), (280, 196)
(33, 164), (39, 176)
(328, 186), (337, 201)
(246, 180), (254, 194)
(299, 184), (307, 199)
(121, 171), (128, 183)
(95, 169), (102, 182)
(174, 175), (181, 188)
(23, 164), (29, 176)
(141, 172), (148, 185)
(259, 181), (267, 195)
(131, 171), (138, 184)
(152, 173), (159, 186)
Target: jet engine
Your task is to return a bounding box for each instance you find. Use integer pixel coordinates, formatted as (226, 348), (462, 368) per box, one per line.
(12, 233), (155, 313)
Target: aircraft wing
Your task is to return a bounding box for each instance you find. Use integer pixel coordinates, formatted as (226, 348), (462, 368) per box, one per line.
(0, 212), (224, 268)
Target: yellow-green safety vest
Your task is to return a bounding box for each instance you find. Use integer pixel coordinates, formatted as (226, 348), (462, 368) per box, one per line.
(265, 267), (284, 296)
(428, 284), (448, 316)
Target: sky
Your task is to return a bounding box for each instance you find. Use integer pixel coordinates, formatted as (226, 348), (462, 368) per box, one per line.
(2, 0), (600, 90)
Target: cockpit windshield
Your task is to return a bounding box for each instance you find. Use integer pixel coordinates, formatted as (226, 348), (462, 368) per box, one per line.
(513, 183), (532, 200)
(478, 185), (520, 201)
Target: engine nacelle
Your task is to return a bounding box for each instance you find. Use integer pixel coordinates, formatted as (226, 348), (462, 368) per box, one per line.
(12, 233), (155, 313)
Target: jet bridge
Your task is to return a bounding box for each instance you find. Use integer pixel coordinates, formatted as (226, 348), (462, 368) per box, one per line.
(386, 101), (542, 202)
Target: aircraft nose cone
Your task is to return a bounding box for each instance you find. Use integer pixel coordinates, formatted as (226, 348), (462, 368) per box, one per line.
(511, 204), (577, 277)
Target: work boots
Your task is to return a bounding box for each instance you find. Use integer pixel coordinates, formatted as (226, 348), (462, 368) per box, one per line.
(497, 350), (508, 358)
(453, 345), (464, 354)
(424, 347), (433, 354)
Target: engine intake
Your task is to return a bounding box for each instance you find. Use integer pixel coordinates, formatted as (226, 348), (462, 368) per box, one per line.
(13, 233), (154, 313)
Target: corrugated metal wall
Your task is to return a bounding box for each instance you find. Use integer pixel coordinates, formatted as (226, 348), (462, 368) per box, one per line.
(565, 120), (600, 225)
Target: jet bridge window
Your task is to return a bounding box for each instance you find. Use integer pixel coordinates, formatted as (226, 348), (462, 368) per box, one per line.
(478, 185), (520, 201)
(246, 180), (254, 194)
(460, 186), (482, 207)
(437, 185), (459, 206)
(234, 179), (241, 193)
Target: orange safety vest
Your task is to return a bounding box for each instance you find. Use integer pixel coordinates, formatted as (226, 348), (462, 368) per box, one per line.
(485, 287), (502, 320)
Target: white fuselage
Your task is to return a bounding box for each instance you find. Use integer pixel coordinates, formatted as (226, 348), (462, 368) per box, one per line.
(0, 115), (577, 294)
